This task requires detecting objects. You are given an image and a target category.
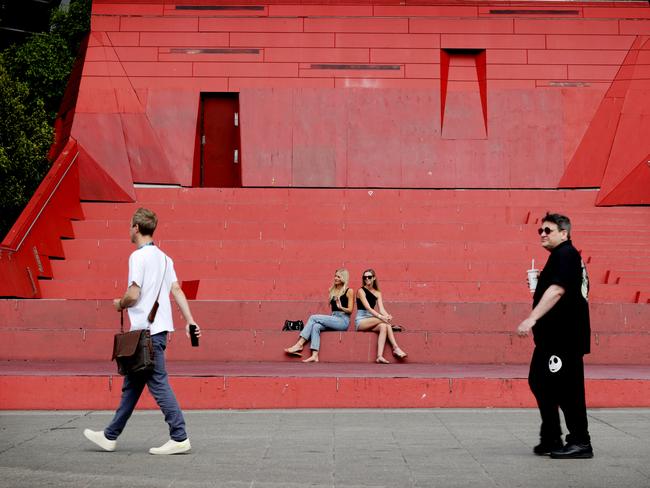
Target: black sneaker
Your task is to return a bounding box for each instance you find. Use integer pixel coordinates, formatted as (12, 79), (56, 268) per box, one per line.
(533, 439), (563, 456)
(550, 442), (594, 459)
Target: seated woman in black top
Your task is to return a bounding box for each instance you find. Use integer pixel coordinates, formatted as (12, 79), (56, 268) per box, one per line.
(284, 268), (354, 363)
(356, 269), (407, 364)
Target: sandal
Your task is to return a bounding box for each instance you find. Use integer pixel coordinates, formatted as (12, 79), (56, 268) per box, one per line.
(284, 346), (303, 357)
(392, 348), (408, 360)
(376, 356), (390, 364)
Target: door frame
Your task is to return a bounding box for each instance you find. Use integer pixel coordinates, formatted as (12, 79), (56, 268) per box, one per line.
(199, 92), (241, 187)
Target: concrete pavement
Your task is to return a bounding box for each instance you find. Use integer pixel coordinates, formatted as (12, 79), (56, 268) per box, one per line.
(1, 409), (649, 487)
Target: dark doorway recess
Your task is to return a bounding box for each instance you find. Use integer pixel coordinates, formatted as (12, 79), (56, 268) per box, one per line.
(199, 93), (241, 187)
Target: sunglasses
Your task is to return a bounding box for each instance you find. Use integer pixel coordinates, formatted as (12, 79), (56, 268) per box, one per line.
(363, 275), (374, 280)
(538, 227), (556, 235)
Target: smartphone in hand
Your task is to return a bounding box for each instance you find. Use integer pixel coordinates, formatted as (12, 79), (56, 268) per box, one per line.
(189, 324), (199, 347)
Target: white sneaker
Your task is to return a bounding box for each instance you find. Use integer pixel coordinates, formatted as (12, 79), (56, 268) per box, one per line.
(149, 438), (191, 455)
(83, 429), (116, 452)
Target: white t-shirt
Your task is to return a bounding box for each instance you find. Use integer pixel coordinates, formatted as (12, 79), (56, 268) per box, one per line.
(127, 244), (178, 335)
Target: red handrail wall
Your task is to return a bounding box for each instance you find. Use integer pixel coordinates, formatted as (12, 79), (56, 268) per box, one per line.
(0, 139), (83, 298)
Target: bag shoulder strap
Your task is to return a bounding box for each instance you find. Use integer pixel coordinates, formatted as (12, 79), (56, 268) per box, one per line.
(146, 255), (168, 329)
(154, 256), (168, 303)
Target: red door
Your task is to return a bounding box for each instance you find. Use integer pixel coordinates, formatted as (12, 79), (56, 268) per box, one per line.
(201, 94), (241, 187)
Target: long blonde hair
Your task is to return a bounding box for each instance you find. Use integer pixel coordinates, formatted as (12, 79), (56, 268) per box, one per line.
(329, 268), (349, 300)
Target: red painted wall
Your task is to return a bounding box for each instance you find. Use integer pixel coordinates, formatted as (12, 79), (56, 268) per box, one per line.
(73, 1), (650, 198)
(240, 87), (602, 188)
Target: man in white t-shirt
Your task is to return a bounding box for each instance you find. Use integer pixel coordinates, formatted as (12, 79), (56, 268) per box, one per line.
(84, 207), (201, 455)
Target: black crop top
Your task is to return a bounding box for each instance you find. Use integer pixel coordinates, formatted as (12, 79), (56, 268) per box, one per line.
(356, 288), (378, 310)
(330, 288), (350, 313)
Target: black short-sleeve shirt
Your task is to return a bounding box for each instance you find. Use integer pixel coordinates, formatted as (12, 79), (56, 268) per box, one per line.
(532, 240), (591, 355)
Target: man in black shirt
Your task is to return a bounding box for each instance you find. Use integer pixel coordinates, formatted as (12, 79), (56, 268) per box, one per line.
(517, 213), (593, 459)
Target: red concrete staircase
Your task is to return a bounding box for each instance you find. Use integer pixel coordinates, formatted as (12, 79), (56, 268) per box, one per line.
(2, 187), (649, 409)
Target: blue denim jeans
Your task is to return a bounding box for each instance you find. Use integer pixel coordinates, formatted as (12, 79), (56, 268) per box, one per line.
(300, 312), (350, 351)
(105, 332), (187, 441)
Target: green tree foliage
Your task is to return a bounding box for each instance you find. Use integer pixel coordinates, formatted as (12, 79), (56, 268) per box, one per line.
(0, 61), (53, 237)
(0, 0), (90, 240)
(3, 34), (73, 122)
(3, 0), (91, 122)
(51, 0), (92, 54)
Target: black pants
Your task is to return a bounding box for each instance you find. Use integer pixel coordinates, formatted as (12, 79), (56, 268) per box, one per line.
(528, 347), (591, 445)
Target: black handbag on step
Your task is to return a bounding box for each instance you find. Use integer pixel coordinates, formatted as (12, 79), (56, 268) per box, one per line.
(282, 320), (304, 331)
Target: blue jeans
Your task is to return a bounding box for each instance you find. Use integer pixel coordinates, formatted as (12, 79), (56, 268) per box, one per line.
(105, 332), (187, 442)
(300, 312), (350, 351)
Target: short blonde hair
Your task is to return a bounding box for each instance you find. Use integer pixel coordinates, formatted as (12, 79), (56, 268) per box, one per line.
(132, 208), (157, 236)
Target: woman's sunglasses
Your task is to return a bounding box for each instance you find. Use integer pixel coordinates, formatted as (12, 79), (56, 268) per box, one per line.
(363, 275), (374, 280)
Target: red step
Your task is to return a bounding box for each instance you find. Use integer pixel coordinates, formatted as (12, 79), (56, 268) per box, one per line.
(48, 259), (626, 290)
(3, 299), (647, 333)
(131, 187), (602, 206)
(80, 201), (537, 224)
(1, 361), (648, 409)
(58, 238), (546, 260)
(2, 328), (649, 364)
(610, 271), (650, 286)
(71, 220), (542, 241)
(72, 220), (650, 253)
(37, 277), (647, 303)
(50, 258), (564, 282)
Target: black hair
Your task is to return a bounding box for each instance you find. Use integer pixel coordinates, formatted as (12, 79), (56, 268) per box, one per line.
(541, 212), (571, 238)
